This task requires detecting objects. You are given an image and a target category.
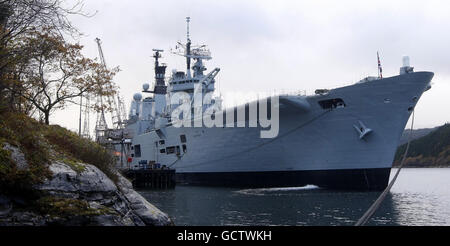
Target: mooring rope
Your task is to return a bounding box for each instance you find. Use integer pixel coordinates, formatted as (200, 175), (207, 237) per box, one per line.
(168, 156), (182, 168)
(355, 110), (415, 226)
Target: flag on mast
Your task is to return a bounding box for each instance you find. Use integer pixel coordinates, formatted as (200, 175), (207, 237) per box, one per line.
(377, 51), (383, 79)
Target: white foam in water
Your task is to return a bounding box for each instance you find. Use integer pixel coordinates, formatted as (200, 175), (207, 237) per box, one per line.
(235, 184), (320, 195)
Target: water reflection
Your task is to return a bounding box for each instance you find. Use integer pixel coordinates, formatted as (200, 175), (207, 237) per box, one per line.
(388, 192), (447, 225)
(138, 168), (450, 226)
(140, 186), (386, 226)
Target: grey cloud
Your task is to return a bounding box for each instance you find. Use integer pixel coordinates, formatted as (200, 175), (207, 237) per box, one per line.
(53, 0), (449, 130)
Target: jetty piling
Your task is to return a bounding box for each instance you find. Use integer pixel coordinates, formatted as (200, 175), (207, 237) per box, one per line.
(123, 168), (176, 189)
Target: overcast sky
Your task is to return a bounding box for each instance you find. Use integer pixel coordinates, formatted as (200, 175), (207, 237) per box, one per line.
(53, 0), (450, 132)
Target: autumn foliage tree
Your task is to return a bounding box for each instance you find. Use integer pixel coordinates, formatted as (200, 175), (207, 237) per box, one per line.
(0, 0), (120, 126)
(0, 1), (122, 200)
(1, 0), (92, 107)
(0, 0), (114, 123)
(6, 31), (119, 124)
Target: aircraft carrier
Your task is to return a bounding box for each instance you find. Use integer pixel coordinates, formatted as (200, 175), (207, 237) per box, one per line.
(123, 17), (433, 190)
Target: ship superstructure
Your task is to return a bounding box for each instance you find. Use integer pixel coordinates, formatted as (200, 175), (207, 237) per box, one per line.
(125, 17), (222, 138)
(123, 18), (434, 190)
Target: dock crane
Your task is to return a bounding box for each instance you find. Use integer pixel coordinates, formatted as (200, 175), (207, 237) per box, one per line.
(94, 37), (127, 143)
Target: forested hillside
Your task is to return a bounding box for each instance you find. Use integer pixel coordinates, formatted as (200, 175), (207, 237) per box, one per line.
(394, 124), (450, 167)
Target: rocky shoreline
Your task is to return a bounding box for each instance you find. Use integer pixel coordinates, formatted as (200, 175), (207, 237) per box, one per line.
(0, 145), (173, 226)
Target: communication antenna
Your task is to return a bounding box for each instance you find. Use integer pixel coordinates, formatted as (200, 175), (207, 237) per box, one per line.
(186, 17), (192, 78)
(377, 51), (383, 79)
(186, 16), (191, 42)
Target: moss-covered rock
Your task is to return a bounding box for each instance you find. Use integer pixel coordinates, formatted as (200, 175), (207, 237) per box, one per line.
(0, 112), (172, 226)
(0, 161), (172, 226)
(36, 196), (110, 217)
(0, 111), (117, 192)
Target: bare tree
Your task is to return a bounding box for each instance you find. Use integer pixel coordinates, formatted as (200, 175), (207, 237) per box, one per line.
(0, 0), (93, 42)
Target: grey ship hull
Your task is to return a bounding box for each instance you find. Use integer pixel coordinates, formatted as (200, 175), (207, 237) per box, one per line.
(131, 72), (433, 190)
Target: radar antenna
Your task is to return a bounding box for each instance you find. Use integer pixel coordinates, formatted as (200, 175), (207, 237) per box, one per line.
(170, 17), (212, 78)
(152, 48), (164, 67)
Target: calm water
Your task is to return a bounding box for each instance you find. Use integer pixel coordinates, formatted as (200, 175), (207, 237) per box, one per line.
(138, 168), (450, 226)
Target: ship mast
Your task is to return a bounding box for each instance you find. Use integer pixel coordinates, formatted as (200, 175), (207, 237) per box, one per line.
(171, 17), (212, 74)
(151, 49), (167, 117)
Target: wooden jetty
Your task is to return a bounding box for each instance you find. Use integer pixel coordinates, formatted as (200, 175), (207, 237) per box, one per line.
(123, 168), (176, 189)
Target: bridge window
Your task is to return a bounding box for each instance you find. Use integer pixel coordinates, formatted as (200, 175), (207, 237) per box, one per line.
(134, 144), (141, 157)
(318, 98), (346, 109)
(166, 146), (176, 154)
(180, 134), (187, 143)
